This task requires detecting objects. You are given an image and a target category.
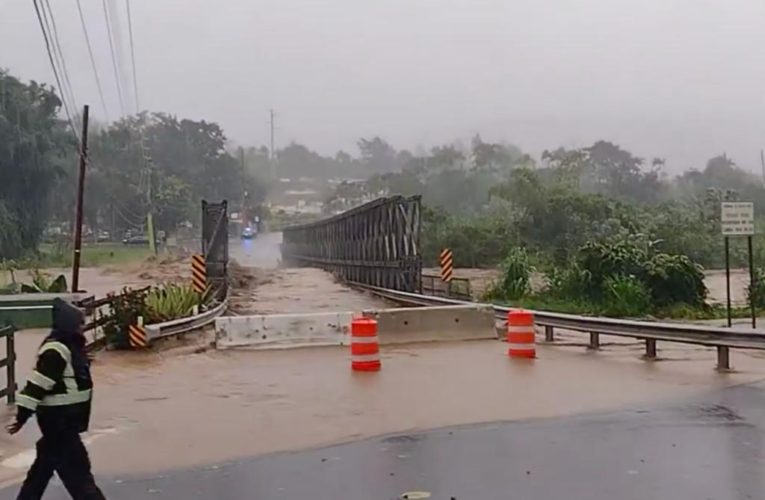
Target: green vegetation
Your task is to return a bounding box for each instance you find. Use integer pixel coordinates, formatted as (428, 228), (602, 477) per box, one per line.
(1, 69), (265, 265)
(145, 283), (211, 323)
(0, 263), (68, 295)
(35, 243), (151, 268)
(327, 137), (765, 318)
(487, 237), (707, 318)
(0, 70), (74, 260)
(19, 271), (68, 294)
(102, 284), (215, 348)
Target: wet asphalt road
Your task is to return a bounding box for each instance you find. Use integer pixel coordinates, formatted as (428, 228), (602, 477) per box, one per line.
(3, 381), (765, 500)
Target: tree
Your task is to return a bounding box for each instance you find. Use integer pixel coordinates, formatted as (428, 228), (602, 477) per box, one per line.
(357, 137), (397, 173)
(88, 112), (263, 235)
(0, 70), (74, 258)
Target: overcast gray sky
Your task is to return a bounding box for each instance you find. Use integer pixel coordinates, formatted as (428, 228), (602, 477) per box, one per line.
(2, 0), (764, 171)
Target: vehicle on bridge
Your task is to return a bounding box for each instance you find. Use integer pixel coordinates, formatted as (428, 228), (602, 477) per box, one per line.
(241, 225), (257, 240)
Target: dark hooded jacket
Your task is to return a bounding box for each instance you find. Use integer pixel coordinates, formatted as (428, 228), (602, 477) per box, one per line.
(16, 299), (94, 434)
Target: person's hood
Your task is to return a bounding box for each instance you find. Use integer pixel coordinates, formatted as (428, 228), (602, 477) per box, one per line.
(51, 298), (84, 340)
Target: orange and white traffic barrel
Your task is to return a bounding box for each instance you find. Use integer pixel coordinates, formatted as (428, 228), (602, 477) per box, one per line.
(351, 317), (381, 372)
(507, 309), (536, 359)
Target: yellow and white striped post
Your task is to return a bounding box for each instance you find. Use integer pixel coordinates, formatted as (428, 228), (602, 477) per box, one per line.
(128, 316), (148, 349)
(439, 248), (454, 283)
(192, 254), (206, 293)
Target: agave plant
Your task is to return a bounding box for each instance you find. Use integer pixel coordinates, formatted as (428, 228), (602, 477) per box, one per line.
(145, 283), (206, 322)
(19, 270), (68, 293)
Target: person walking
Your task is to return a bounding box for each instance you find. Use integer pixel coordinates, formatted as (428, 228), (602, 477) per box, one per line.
(5, 298), (106, 499)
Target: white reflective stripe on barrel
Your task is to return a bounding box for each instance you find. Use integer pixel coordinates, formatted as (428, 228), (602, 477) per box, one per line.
(351, 336), (379, 344)
(508, 343), (536, 351)
(507, 326), (535, 333)
(352, 354), (381, 362)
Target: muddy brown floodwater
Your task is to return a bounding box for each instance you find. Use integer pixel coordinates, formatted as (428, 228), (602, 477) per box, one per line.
(4, 332), (765, 486)
(2, 235), (762, 486)
(229, 267), (391, 315)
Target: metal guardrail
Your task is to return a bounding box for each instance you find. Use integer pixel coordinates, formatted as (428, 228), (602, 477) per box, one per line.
(351, 283), (765, 370)
(145, 292), (229, 342)
(1, 325), (15, 404)
(421, 274), (472, 301)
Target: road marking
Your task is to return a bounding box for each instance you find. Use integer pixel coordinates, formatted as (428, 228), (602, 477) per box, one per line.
(0, 427), (119, 469)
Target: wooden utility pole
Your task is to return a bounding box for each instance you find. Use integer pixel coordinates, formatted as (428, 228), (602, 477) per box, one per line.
(71, 104), (90, 293)
(146, 166), (156, 255)
(269, 109), (275, 161)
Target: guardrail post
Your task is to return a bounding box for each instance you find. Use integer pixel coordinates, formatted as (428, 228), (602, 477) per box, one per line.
(544, 325), (554, 342)
(7, 330), (15, 405)
(644, 339), (657, 360)
(717, 346), (730, 371)
(588, 332), (600, 350)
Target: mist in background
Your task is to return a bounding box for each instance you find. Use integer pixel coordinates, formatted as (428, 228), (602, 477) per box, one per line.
(2, 0), (764, 172)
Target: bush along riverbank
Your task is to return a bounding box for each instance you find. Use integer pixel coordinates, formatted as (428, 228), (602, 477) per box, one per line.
(482, 237), (754, 321)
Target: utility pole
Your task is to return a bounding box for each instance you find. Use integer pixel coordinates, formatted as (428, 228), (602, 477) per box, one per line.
(269, 109), (276, 161)
(760, 149), (764, 185)
(146, 165), (156, 255)
(71, 104), (90, 293)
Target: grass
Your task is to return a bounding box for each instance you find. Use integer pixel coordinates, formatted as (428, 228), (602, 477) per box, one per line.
(32, 243), (151, 268)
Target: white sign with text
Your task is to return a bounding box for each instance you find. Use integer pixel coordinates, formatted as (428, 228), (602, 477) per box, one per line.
(721, 202), (755, 236)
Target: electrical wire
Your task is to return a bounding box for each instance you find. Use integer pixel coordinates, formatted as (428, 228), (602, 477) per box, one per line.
(113, 202), (145, 228)
(41, 0), (80, 128)
(32, 0), (80, 144)
(75, 0), (110, 121)
(125, 0), (140, 113)
(102, 0), (126, 116)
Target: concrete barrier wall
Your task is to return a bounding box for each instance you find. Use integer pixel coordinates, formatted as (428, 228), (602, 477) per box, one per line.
(216, 312), (354, 349)
(215, 305), (496, 350)
(363, 305), (497, 344)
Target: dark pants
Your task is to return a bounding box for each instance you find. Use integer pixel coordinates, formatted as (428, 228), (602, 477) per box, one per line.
(16, 432), (105, 500)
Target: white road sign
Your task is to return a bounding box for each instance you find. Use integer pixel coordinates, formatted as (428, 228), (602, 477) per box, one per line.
(721, 202), (755, 236)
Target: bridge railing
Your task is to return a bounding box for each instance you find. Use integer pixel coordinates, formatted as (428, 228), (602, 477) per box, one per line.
(281, 196), (422, 292)
(1, 325), (15, 405)
(421, 274), (473, 301)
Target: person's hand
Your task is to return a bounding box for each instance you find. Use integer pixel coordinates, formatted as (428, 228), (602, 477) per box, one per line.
(5, 421), (23, 435)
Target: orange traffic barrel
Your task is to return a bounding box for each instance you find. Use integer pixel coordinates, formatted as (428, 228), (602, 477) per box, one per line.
(507, 309), (536, 358)
(351, 317), (381, 371)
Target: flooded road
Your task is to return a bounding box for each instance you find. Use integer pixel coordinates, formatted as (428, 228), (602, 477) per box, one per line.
(4, 366), (765, 499)
(229, 231), (283, 269)
(228, 233), (390, 315)
(3, 336), (765, 487)
(3, 234), (764, 493)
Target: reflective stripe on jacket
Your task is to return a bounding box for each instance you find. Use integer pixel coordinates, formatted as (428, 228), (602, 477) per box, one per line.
(17, 341), (93, 412)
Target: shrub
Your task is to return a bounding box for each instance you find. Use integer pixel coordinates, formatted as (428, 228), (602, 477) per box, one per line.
(602, 274), (651, 317)
(102, 287), (150, 349)
(485, 247), (532, 300)
(643, 253), (707, 307)
(546, 262), (592, 300)
(748, 268), (765, 308)
(19, 270), (68, 293)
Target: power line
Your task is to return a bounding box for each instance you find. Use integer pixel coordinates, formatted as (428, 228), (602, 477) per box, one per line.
(76, 0), (109, 121)
(125, 0), (140, 113)
(102, 0), (126, 116)
(32, 0), (79, 143)
(41, 0), (80, 127)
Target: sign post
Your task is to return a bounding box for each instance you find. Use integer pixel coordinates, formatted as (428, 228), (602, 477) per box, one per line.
(721, 202), (756, 328)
